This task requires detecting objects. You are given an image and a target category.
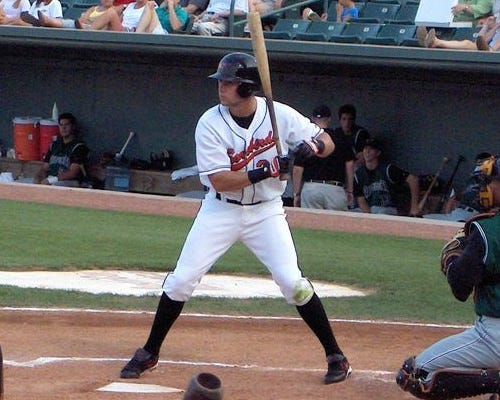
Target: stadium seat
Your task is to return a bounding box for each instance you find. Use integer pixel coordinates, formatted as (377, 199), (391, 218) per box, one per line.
(452, 25), (482, 41)
(364, 22), (416, 45)
(391, 3), (418, 23)
(263, 18), (310, 39)
(295, 21), (346, 41)
(367, 0), (399, 3)
(329, 21), (382, 43)
(356, 2), (400, 23)
(400, 37), (420, 46)
(63, 6), (85, 19)
(72, 0), (98, 7)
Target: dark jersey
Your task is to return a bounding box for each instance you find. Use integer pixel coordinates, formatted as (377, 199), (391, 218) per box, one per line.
(353, 163), (409, 207)
(332, 125), (369, 158)
(294, 128), (354, 183)
(44, 137), (89, 180)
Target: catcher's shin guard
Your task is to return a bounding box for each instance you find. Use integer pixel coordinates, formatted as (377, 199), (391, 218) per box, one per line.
(397, 357), (500, 399)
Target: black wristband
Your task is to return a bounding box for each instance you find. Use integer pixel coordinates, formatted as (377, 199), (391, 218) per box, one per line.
(248, 166), (270, 184)
(313, 138), (325, 154)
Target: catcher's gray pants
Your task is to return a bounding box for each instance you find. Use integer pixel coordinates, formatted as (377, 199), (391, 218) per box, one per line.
(415, 316), (500, 381)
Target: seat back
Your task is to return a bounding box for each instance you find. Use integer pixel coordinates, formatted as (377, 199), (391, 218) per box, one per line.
(263, 18), (311, 39)
(330, 21), (382, 43)
(452, 25), (482, 41)
(392, 3), (418, 23)
(63, 6), (85, 19)
(295, 20), (346, 41)
(72, 0), (98, 7)
(365, 22), (416, 45)
(358, 2), (400, 22)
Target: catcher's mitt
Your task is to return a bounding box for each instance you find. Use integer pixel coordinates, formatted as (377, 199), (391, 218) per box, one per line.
(440, 229), (466, 276)
(440, 212), (496, 275)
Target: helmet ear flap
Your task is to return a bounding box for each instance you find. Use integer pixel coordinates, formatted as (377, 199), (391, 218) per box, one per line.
(237, 83), (253, 98)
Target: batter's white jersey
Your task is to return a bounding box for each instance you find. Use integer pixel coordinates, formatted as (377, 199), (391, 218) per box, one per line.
(196, 96), (323, 204)
(163, 97), (324, 304)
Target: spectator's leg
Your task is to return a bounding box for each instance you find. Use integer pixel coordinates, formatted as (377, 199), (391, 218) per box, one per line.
(135, 4), (155, 33)
(87, 7), (123, 31)
(196, 20), (227, 35)
(38, 11), (64, 28)
(433, 38), (478, 50)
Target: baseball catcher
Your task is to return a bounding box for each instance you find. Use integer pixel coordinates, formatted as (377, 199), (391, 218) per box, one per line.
(396, 177), (500, 400)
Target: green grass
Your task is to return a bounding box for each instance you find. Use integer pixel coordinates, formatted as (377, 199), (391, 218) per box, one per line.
(0, 199), (475, 324)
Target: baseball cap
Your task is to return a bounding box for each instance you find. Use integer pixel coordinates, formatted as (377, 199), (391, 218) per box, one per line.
(363, 138), (382, 151)
(312, 105), (332, 119)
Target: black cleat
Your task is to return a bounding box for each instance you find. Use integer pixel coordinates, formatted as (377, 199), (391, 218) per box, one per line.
(120, 348), (159, 379)
(324, 353), (352, 384)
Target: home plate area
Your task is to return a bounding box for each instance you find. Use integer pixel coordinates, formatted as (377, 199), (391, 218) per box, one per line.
(0, 270), (367, 298)
(97, 382), (182, 393)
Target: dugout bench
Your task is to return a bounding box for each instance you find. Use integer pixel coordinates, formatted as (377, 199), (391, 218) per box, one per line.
(0, 157), (204, 197)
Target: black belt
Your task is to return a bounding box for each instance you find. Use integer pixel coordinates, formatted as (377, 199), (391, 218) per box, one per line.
(308, 180), (343, 187)
(215, 192), (261, 206)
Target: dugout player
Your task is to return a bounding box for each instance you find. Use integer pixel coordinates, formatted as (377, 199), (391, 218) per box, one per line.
(396, 177), (500, 400)
(120, 52), (352, 385)
(293, 104), (355, 210)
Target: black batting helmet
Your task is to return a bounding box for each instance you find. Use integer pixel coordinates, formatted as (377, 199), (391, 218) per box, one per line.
(208, 52), (261, 98)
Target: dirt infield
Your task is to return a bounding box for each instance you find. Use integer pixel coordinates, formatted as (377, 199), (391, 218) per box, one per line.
(0, 308), (483, 400)
(0, 183), (474, 399)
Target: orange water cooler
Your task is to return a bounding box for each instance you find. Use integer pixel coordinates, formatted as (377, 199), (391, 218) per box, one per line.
(39, 119), (60, 160)
(12, 117), (41, 161)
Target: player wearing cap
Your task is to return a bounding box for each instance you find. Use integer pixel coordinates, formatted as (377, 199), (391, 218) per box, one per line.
(120, 52), (352, 385)
(353, 138), (420, 217)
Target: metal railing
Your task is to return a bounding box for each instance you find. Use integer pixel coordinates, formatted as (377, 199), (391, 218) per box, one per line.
(228, 0), (327, 37)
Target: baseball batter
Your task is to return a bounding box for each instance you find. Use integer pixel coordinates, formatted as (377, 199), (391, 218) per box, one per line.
(120, 52), (351, 385)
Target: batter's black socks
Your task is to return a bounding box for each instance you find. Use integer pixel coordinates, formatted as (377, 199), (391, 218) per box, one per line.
(144, 292), (184, 356)
(296, 293), (342, 357)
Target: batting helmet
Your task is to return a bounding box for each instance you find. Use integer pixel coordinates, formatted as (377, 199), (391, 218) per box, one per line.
(208, 52), (261, 98)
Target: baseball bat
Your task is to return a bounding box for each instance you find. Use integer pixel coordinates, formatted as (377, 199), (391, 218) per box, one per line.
(115, 131), (135, 161)
(435, 155), (465, 213)
(417, 156), (450, 213)
(247, 11), (283, 158)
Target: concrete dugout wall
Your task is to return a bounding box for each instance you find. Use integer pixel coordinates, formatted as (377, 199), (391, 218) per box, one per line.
(1, 26), (499, 193)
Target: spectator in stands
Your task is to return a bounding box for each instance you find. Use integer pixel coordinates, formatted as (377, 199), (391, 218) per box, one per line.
(353, 138), (420, 216)
(136, 0), (188, 33)
(191, 0), (247, 35)
(34, 113), (90, 187)
(334, 0), (358, 23)
(9, 0), (62, 26)
(180, 0), (208, 16)
(417, 16), (500, 51)
(0, 0), (30, 25)
(303, 0), (357, 22)
(293, 104), (355, 211)
(333, 104), (370, 168)
(250, 0), (274, 15)
(452, 0), (493, 25)
(38, 0), (115, 29)
(301, 0), (331, 22)
(74, 0), (163, 33)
